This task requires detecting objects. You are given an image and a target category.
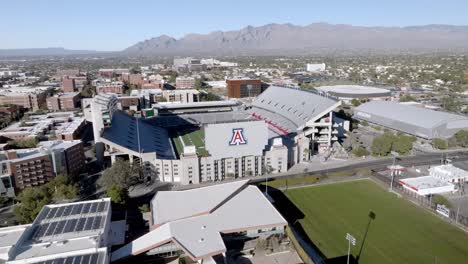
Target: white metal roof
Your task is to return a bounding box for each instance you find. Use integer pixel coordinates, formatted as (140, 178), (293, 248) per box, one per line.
(112, 180), (287, 262)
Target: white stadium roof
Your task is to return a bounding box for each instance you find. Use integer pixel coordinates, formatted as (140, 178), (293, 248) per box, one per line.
(315, 85), (391, 97)
(249, 86), (340, 136)
(111, 180), (287, 262)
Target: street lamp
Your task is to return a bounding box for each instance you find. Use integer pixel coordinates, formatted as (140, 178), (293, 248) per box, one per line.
(346, 233), (356, 264)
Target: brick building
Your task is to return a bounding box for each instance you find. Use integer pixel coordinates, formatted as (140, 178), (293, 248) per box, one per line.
(46, 92), (81, 111)
(96, 82), (124, 94)
(226, 79), (262, 98)
(62, 76), (76, 92)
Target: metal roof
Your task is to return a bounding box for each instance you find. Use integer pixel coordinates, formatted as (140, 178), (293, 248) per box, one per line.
(112, 180), (287, 262)
(354, 101), (468, 139)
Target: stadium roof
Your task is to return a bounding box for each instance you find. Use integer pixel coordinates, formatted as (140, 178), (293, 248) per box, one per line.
(111, 180), (287, 262)
(0, 198), (112, 264)
(354, 101), (468, 139)
(315, 85), (391, 98)
(249, 86), (340, 135)
(101, 111), (175, 159)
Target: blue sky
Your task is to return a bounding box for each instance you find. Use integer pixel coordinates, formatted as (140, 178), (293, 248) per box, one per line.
(2, 0), (468, 51)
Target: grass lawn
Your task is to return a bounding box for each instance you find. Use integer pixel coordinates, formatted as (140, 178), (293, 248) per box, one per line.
(284, 180), (468, 264)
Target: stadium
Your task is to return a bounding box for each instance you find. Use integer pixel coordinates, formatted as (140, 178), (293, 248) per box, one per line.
(94, 86), (345, 185)
(315, 85), (392, 103)
(354, 101), (468, 139)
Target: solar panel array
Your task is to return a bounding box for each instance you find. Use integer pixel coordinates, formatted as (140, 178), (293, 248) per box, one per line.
(37, 201), (108, 222)
(32, 216), (104, 241)
(29, 252), (102, 264)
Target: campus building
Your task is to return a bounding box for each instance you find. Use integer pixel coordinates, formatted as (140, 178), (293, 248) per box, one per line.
(46, 92), (81, 111)
(112, 180), (287, 263)
(354, 101), (468, 139)
(0, 140), (85, 195)
(95, 86), (344, 185)
(0, 112), (86, 141)
(0, 198), (124, 264)
(175, 77), (196, 89)
(0, 86), (53, 111)
(226, 79), (262, 98)
(96, 81), (124, 95)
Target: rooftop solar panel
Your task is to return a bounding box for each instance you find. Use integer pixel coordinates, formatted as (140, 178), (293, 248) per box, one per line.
(82, 203), (91, 214)
(84, 217), (94, 231)
(54, 259), (65, 264)
(64, 218), (77, 233)
(55, 206), (65, 218)
(71, 203), (83, 215)
(36, 207), (50, 223)
(92, 216), (103, 230)
(97, 201), (107, 212)
(90, 202), (98, 213)
(75, 218), (86, 232)
(44, 222), (56, 237)
(52, 220), (66, 235)
(64, 257), (74, 264)
(61, 205), (72, 217)
(82, 254), (90, 263)
(46, 207), (58, 219)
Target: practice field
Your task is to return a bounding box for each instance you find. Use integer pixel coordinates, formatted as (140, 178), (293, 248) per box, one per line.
(284, 180), (468, 264)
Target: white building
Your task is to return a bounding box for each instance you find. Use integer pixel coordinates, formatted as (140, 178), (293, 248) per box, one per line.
(399, 176), (455, 196)
(0, 198), (124, 264)
(306, 63), (326, 73)
(111, 180), (286, 263)
(430, 164), (468, 183)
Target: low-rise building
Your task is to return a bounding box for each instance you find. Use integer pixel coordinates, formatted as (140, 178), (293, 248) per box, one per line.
(112, 180), (286, 263)
(161, 89), (199, 103)
(175, 77), (195, 89)
(0, 86), (52, 111)
(0, 198), (123, 264)
(96, 81), (124, 94)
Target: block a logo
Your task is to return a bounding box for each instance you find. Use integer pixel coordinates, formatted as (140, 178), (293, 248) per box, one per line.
(229, 128), (247, 146)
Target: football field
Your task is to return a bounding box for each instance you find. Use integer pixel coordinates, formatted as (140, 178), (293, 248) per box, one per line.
(283, 180), (468, 264)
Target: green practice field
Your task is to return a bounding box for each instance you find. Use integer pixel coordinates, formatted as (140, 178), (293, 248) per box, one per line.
(284, 180), (468, 264)
(171, 129), (209, 156)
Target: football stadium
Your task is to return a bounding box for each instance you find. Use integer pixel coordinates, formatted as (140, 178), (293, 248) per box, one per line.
(93, 86), (346, 185)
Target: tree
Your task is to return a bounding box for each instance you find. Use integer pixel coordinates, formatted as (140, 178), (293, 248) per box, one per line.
(441, 97), (461, 112)
(361, 120), (369, 126)
(49, 175), (78, 201)
(352, 147), (369, 157)
(107, 185), (128, 205)
(8, 138), (38, 149)
(14, 187), (52, 224)
(371, 134), (393, 156)
(392, 134), (415, 155)
(432, 138), (448, 150)
(99, 158), (140, 189)
(350, 98), (361, 107)
(399, 94), (416, 102)
(454, 130), (468, 147)
(139, 204), (150, 213)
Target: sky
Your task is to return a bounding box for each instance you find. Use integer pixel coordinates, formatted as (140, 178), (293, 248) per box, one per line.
(2, 0), (468, 51)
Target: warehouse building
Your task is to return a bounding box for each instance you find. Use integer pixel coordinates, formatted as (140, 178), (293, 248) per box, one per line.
(111, 180), (287, 263)
(354, 101), (468, 139)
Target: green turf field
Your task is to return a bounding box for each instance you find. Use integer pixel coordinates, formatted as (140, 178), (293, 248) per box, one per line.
(171, 129), (209, 156)
(284, 180), (468, 264)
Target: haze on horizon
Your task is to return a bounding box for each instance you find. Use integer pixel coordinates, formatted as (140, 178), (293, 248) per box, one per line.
(2, 0), (468, 51)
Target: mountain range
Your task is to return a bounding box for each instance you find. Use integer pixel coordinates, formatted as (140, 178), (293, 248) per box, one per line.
(2, 23), (468, 57)
(124, 23), (468, 55)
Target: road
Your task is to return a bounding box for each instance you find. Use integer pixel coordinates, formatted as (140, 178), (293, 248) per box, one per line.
(249, 151), (468, 184)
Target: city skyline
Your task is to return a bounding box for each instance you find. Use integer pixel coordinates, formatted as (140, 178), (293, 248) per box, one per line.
(2, 0), (468, 51)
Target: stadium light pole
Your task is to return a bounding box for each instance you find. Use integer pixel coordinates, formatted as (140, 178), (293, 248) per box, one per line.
(346, 233), (356, 264)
